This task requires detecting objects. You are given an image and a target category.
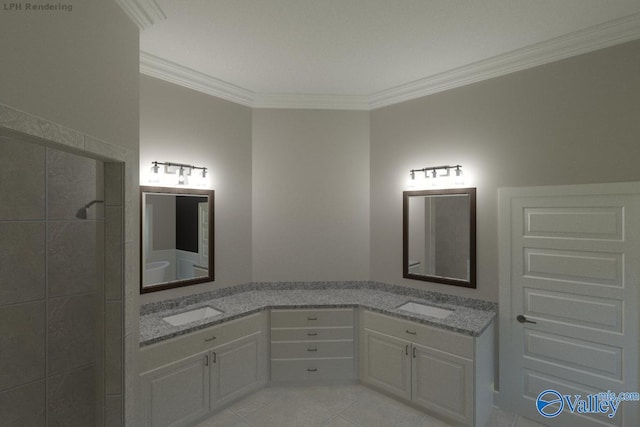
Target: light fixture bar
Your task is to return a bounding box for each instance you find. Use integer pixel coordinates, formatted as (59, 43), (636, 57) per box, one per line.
(150, 161), (208, 185)
(410, 164), (462, 177)
(152, 161), (207, 174)
(409, 164), (464, 186)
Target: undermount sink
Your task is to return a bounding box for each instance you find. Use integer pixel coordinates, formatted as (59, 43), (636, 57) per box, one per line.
(397, 302), (453, 319)
(163, 306), (223, 326)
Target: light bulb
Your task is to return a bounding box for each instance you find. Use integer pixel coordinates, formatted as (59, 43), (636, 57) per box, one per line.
(197, 168), (208, 187)
(454, 166), (464, 185)
(149, 162), (160, 183)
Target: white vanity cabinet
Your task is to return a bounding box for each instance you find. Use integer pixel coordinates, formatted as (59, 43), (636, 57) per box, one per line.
(209, 331), (265, 410)
(360, 310), (493, 427)
(270, 308), (356, 382)
(139, 312), (267, 427)
(139, 350), (210, 427)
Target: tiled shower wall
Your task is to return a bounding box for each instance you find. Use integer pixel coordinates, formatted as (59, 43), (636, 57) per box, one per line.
(0, 136), (124, 426)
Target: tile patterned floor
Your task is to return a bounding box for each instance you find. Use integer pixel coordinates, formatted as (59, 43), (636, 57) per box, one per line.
(194, 384), (549, 427)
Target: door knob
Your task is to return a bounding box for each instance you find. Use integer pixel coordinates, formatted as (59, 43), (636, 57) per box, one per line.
(516, 314), (536, 324)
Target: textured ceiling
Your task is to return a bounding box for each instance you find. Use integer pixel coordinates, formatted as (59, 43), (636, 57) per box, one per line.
(134, 0), (640, 108)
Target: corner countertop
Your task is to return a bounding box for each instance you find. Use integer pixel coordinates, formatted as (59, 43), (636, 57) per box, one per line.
(139, 281), (497, 347)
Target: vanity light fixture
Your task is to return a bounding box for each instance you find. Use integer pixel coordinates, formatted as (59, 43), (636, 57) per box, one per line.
(149, 161), (208, 186)
(409, 164), (464, 187)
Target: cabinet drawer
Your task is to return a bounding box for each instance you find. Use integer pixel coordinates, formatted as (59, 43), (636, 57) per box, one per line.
(362, 310), (473, 359)
(140, 312), (266, 373)
(271, 327), (353, 342)
(271, 341), (354, 359)
(271, 308), (353, 328)
(271, 358), (355, 381)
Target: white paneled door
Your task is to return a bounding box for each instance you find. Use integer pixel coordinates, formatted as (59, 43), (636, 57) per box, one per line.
(499, 183), (640, 427)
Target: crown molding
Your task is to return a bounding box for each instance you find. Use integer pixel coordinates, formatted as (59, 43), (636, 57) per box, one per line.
(368, 12), (640, 109)
(140, 12), (640, 110)
(140, 52), (255, 106)
(140, 51), (368, 109)
(252, 93), (370, 110)
(115, 0), (166, 30)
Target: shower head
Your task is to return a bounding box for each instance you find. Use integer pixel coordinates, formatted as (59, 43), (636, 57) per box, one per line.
(75, 207), (88, 219)
(75, 200), (104, 219)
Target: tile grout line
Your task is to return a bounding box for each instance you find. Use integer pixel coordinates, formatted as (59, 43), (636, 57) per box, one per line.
(330, 388), (365, 427)
(44, 145), (49, 427)
(323, 385), (372, 427)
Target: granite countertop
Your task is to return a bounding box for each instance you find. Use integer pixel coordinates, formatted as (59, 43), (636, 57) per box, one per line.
(139, 281), (497, 347)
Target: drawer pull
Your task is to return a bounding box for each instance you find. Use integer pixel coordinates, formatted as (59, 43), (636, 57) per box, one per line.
(307, 317), (318, 321)
(307, 347), (318, 352)
(405, 330), (417, 335)
(204, 336), (216, 342)
(307, 332), (318, 336)
(307, 368), (318, 372)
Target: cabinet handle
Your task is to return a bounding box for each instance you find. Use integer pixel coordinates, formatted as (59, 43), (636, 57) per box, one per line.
(307, 368), (318, 372)
(413, 347), (416, 358)
(307, 332), (318, 336)
(307, 347), (318, 352)
(516, 314), (536, 324)
(405, 330), (417, 335)
(212, 352), (217, 363)
(204, 336), (216, 342)
(405, 345), (409, 356)
(307, 317), (318, 321)
(205, 354), (209, 366)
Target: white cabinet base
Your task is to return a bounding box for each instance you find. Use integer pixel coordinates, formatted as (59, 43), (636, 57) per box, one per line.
(140, 352), (209, 427)
(270, 308), (356, 383)
(211, 332), (266, 410)
(139, 313), (267, 427)
(139, 308), (494, 427)
(360, 310), (494, 427)
(362, 329), (412, 400)
(412, 342), (473, 425)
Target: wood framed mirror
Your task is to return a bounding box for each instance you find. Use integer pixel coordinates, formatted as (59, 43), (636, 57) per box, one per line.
(403, 187), (476, 288)
(140, 186), (214, 293)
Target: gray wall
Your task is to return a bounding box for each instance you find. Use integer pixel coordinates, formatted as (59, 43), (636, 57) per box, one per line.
(252, 109), (370, 282)
(370, 40), (640, 302)
(0, 2), (139, 149)
(146, 194), (177, 251)
(140, 84), (371, 299)
(1, 3), (139, 425)
(140, 75), (253, 304)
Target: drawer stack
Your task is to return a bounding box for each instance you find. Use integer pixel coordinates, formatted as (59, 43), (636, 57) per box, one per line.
(270, 308), (355, 382)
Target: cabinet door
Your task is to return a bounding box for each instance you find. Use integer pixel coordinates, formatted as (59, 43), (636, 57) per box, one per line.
(411, 342), (473, 425)
(140, 352), (210, 427)
(210, 331), (264, 410)
(361, 329), (412, 400)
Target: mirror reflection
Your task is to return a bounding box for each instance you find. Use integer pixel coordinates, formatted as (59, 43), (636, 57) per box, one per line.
(403, 188), (476, 288)
(140, 186), (214, 293)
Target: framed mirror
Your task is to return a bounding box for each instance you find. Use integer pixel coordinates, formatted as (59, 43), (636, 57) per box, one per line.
(140, 186), (214, 293)
(403, 187), (476, 288)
